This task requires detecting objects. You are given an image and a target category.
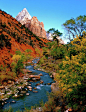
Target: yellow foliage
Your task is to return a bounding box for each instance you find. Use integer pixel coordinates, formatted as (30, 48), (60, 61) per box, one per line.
(65, 56), (70, 61)
(68, 88), (72, 92)
(77, 80), (81, 85)
(12, 54), (21, 62)
(35, 48), (43, 57)
(60, 83), (64, 87)
(62, 87), (66, 92)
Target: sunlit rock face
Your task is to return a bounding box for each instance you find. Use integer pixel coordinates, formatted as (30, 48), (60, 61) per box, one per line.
(46, 33), (65, 44)
(46, 32), (53, 41)
(56, 36), (65, 44)
(15, 8), (47, 38)
(15, 8), (32, 22)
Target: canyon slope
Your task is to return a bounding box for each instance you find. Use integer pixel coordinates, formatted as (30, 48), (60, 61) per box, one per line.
(0, 9), (49, 67)
(15, 8), (47, 39)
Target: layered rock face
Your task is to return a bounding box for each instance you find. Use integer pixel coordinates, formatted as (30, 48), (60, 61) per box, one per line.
(15, 8), (47, 38)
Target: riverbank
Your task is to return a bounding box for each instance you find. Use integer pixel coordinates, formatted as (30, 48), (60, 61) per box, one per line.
(0, 59), (38, 108)
(33, 57), (73, 112)
(1, 58), (55, 112)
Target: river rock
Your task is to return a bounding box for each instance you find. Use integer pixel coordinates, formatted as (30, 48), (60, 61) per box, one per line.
(28, 83), (31, 86)
(13, 94), (20, 98)
(0, 86), (5, 90)
(25, 82), (28, 85)
(2, 102), (4, 105)
(36, 107), (43, 112)
(26, 93), (30, 96)
(27, 86), (32, 89)
(39, 73), (43, 76)
(12, 81), (15, 85)
(7, 80), (12, 84)
(21, 91), (26, 94)
(23, 69), (32, 73)
(52, 72), (56, 78)
(20, 94), (23, 97)
(47, 83), (51, 85)
(36, 83), (40, 86)
(40, 80), (44, 84)
(55, 106), (61, 112)
(33, 90), (38, 93)
(29, 75), (40, 80)
(31, 109), (38, 112)
(34, 87), (37, 90)
(24, 77), (29, 80)
(32, 78), (36, 81)
(7, 92), (12, 95)
(12, 100), (16, 103)
(29, 88), (32, 91)
(1, 92), (5, 95)
(18, 86), (22, 90)
(51, 83), (59, 92)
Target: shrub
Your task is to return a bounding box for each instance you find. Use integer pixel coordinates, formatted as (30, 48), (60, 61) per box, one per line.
(1, 22), (6, 28)
(55, 33), (86, 111)
(25, 49), (32, 53)
(21, 24), (25, 29)
(8, 22), (11, 26)
(15, 50), (21, 55)
(0, 34), (11, 49)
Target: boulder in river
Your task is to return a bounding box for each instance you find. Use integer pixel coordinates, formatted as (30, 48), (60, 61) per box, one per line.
(40, 80), (44, 84)
(47, 83), (51, 85)
(39, 73), (43, 76)
(33, 90), (38, 93)
(26, 93), (30, 96)
(12, 100), (16, 103)
(34, 87), (37, 90)
(36, 83), (40, 86)
(29, 75), (40, 80)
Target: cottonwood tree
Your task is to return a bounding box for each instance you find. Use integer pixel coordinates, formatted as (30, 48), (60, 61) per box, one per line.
(63, 15), (86, 41)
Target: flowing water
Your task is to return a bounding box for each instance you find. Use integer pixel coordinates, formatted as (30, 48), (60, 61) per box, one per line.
(2, 59), (54, 112)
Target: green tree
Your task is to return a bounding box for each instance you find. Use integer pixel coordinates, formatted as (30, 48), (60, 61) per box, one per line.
(47, 28), (62, 45)
(63, 15), (86, 41)
(15, 50), (21, 55)
(25, 49), (32, 53)
(12, 54), (24, 75)
(15, 59), (24, 75)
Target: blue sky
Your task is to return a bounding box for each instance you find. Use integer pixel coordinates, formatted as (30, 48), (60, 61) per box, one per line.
(0, 0), (86, 43)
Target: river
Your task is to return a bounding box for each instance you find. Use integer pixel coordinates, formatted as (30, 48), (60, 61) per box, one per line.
(2, 59), (54, 112)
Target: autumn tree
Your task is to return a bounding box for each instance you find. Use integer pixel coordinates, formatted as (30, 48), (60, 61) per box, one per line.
(12, 54), (24, 76)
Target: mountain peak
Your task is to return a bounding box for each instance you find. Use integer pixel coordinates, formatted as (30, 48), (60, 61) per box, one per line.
(15, 8), (47, 38)
(15, 8), (32, 22)
(23, 8), (27, 11)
